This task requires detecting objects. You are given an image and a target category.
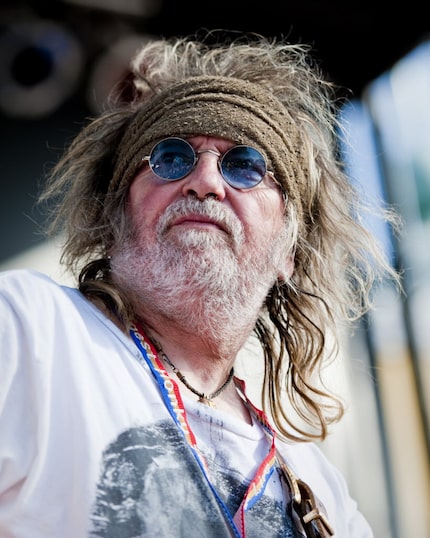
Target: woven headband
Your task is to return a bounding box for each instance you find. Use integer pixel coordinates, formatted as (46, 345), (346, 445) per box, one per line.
(110, 76), (308, 216)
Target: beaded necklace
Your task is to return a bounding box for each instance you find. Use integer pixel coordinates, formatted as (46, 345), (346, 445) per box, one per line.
(153, 339), (234, 406)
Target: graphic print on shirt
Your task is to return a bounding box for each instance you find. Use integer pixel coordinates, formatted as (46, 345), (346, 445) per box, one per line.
(89, 421), (301, 538)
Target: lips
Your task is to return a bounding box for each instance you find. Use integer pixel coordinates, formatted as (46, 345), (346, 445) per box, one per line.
(170, 213), (228, 233)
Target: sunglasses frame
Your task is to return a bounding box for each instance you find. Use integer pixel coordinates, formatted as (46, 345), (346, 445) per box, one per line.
(142, 137), (277, 190)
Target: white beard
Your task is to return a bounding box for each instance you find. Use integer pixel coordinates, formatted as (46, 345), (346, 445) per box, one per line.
(111, 198), (288, 348)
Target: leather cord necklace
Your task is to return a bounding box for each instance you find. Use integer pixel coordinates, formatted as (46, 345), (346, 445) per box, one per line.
(154, 340), (234, 407)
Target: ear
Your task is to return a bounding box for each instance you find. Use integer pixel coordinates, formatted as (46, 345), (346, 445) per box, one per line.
(278, 254), (295, 281)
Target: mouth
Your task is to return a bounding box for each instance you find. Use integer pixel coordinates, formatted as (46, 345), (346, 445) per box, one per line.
(170, 214), (228, 233)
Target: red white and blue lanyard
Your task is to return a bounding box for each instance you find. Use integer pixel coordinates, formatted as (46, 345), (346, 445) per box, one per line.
(130, 323), (280, 538)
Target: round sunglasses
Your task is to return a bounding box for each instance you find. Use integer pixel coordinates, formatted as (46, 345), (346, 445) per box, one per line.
(142, 137), (275, 190)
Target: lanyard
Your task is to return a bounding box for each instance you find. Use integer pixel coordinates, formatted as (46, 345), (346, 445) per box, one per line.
(130, 324), (279, 538)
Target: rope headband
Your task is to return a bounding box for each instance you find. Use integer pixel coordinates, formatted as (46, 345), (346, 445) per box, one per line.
(110, 76), (308, 217)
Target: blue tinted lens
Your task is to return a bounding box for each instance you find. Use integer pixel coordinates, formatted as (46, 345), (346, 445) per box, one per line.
(221, 145), (267, 189)
(149, 138), (196, 180)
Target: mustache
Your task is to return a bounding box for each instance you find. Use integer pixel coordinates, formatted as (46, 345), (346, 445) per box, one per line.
(157, 198), (244, 244)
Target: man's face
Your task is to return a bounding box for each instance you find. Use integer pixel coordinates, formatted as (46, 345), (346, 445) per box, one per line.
(109, 135), (293, 337)
(125, 135), (288, 264)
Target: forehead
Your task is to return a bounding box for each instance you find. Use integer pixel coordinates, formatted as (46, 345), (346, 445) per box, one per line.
(182, 135), (236, 151)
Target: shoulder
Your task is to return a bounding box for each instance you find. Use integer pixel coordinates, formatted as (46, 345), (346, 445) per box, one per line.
(279, 441), (374, 537)
(280, 441), (344, 498)
(0, 268), (66, 297)
(0, 268), (88, 325)
(0, 268), (133, 363)
(282, 440), (342, 482)
(0, 267), (130, 341)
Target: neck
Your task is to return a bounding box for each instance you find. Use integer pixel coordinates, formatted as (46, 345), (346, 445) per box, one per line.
(134, 324), (253, 423)
(155, 340), (235, 407)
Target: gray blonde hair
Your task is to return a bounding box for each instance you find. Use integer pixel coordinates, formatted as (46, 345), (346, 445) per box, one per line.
(39, 32), (401, 441)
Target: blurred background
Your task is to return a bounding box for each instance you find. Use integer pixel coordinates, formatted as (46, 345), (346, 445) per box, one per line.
(1, 1), (429, 536)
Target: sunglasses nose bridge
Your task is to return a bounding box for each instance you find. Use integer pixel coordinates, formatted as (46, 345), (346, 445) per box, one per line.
(196, 148), (222, 159)
(195, 148), (222, 170)
(194, 147), (225, 178)
(198, 147), (233, 183)
(181, 147), (227, 200)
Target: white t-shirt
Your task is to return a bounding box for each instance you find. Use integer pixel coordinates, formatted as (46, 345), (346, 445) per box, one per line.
(0, 269), (373, 537)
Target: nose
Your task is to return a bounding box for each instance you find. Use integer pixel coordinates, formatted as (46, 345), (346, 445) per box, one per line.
(181, 150), (227, 201)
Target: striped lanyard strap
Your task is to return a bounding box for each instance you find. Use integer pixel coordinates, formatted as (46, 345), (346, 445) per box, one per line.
(130, 324), (279, 538)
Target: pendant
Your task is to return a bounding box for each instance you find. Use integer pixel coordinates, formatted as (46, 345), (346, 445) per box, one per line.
(198, 396), (214, 407)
